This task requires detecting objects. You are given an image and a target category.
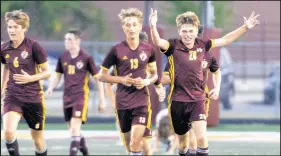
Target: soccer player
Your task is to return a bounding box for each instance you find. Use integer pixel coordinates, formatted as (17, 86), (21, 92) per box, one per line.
(149, 9), (259, 156)
(104, 32), (165, 155)
(161, 48), (220, 155)
(99, 8), (159, 155)
(1, 10), (51, 156)
(46, 29), (106, 156)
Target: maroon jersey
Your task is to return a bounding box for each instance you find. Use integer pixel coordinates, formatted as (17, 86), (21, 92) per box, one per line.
(202, 52), (219, 93)
(1, 37), (47, 103)
(101, 41), (156, 109)
(56, 50), (98, 108)
(162, 38), (214, 102)
(164, 51), (219, 88)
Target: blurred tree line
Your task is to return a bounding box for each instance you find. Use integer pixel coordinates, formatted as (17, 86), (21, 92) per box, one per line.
(163, 1), (233, 34)
(1, 1), (111, 40)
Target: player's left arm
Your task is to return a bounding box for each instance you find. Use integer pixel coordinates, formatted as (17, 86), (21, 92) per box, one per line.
(213, 11), (260, 48)
(208, 55), (221, 100)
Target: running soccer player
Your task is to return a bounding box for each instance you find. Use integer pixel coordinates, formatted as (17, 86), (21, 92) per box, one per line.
(99, 8), (158, 155)
(1, 10), (51, 156)
(46, 29), (106, 156)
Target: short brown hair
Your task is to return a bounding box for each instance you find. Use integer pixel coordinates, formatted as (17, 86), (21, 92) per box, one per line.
(5, 10), (30, 30)
(118, 8), (143, 24)
(68, 28), (83, 39)
(176, 11), (200, 30)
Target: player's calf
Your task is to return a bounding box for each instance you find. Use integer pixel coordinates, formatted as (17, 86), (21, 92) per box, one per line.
(5, 137), (20, 156)
(177, 134), (189, 156)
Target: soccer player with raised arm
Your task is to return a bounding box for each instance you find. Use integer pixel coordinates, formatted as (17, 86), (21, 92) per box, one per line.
(149, 8), (259, 156)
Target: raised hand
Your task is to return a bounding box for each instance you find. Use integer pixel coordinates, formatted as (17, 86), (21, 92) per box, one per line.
(244, 11), (260, 30)
(149, 8), (158, 27)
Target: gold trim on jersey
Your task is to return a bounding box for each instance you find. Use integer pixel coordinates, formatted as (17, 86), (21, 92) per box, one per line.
(163, 71), (169, 75)
(100, 65), (109, 71)
(38, 61), (48, 67)
(35, 65), (46, 130)
(82, 73), (90, 123)
(93, 73), (99, 78)
(148, 61), (156, 66)
(156, 83), (162, 87)
(145, 86), (152, 130)
(167, 55), (175, 133)
(209, 39), (214, 51)
(56, 72), (62, 76)
(160, 42), (170, 53)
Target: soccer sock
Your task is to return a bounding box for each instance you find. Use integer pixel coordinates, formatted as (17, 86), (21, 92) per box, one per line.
(196, 147), (209, 156)
(5, 138), (20, 156)
(35, 145), (47, 156)
(188, 148), (196, 156)
(70, 136), (81, 156)
(79, 135), (88, 156)
(178, 147), (188, 156)
(130, 151), (142, 155)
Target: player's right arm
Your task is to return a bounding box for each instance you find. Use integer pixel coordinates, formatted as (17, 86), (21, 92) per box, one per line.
(149, 8), (170, 51)
(46, 57), (63, 96)
(99, 47), (135, 86)
(161, 63), (171, 85)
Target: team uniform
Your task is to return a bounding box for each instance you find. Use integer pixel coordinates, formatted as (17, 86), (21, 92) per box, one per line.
(55, 50), (99, 124)
(163, 51), (219, 118)
(1, 37), (47, 130)
(101, 41), (156, 133)
(161, 38), (215, 135)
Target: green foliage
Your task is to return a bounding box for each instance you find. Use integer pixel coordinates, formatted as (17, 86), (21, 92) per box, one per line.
(163, 1), (233, 30)
(1, 1), (111, 40)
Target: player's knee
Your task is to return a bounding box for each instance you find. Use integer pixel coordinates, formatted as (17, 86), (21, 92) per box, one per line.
(143, 148), (152, 155)
(3, 129), (16, 140)
(189, 138), (197, 149)
(129, 137), (142, 150)
(70, 126), (81, 136)
(178, 141), (188, 150)
(196, 135), (207, 147)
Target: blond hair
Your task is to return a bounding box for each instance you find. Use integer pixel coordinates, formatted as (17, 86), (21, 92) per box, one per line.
(118, 8), (143, 24)
(176, 11), (200, 29)
(5, 10), (30, 30)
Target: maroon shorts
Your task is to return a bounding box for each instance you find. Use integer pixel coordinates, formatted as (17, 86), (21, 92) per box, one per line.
(116, 106), (151, 133)
(3, 95), (46, 130)
(63, 98), (88, 124)
(169, 100), (206, 135)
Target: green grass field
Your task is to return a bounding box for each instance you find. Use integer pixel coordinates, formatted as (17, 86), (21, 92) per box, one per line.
(1, 123), (280, 155)
(12, 123), (280, 132)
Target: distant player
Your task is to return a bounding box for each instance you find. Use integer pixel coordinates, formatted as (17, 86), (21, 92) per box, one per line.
(1, 10), (51, 156)
(46, 29), (106, 156)
(99, 8), (159, 155)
